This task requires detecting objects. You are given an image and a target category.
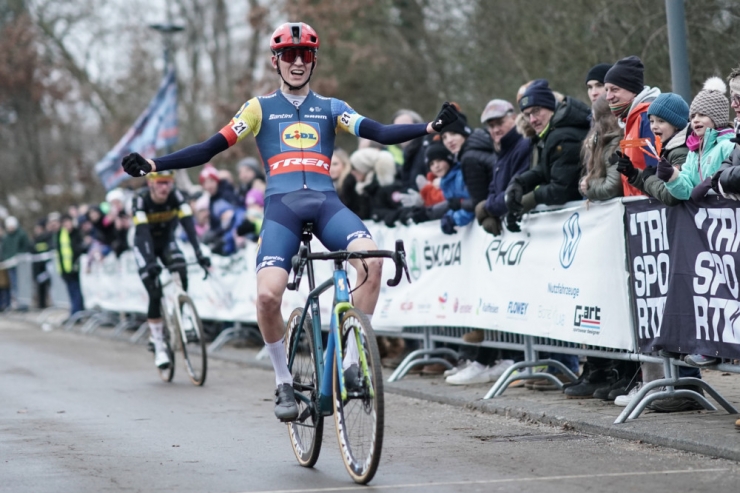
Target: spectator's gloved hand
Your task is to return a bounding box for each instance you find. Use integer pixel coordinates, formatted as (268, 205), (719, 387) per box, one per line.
(431, 102), (459, 132)
(415, 174), (429, 190)
(383, 208), (404, 228)
(690, 177), (713, 202)
(642, 165), (658, 180)
(122, 152), (153, 177)
(145, 262), (162, 280)
(410, 206), (429, 224)
(447, 197), (462, 211)
(711, 169), (723, 195)
(440, 214), (457, 235)
(236, 218), (256, 236)
(504, 212), (521, 233)
(504, 181), (524, 215)
(610, 151), (638, 181)
(656, 157), (676, 183)
(196, 252), (211, 270)
(398, 189), (423, 207)
(715, 171), (740, 201)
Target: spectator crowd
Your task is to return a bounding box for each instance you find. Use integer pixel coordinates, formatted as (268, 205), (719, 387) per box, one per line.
(3, 54), (740, 425)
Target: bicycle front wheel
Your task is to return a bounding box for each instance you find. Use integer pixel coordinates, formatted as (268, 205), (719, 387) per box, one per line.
(178, 295), (207, 386)
(333, 308), (384, 484)
(285, 308), (323, 468)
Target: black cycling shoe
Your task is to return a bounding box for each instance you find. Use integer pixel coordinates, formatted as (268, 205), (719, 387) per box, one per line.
(344, 364), (363, 394)
(274, 383), (299, 422)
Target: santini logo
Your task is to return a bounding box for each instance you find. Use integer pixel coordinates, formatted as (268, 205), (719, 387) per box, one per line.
(269, 113), (292, 120)
(559, 212), (582, 268)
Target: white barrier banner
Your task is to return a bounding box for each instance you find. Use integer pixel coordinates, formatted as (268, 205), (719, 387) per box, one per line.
(370, 200), (634, 350)
(79, 199), (633, 350)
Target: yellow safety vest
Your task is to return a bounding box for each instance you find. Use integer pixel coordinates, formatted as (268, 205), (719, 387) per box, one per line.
(55, 229), (73, 274)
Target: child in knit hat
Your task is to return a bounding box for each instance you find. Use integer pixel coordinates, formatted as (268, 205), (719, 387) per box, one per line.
(617, 93), (690, 206)
(657, 77), (735, 201)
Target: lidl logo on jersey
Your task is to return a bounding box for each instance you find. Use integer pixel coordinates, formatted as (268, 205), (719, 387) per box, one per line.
(280, 122), (321, 152)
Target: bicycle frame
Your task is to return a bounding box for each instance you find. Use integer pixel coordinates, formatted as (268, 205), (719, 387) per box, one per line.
(288, 244), (373, 417)
(160, 270), (187, 345)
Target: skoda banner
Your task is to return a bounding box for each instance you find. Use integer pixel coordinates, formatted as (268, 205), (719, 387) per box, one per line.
(625, 196), (740, 360)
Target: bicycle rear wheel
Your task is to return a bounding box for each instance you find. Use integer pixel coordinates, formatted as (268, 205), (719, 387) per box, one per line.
(285, 308), (323, 467)
(333, 308), (384, 484)
(178, 295), (207, 386)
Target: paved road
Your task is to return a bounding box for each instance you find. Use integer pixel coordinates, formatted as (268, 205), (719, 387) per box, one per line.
(1, 318), (738, 493)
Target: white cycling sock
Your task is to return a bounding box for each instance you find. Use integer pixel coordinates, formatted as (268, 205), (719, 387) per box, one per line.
(265, 338), (293, 386)
(343, 331), (360, 370)
(149, 321), (164, 341)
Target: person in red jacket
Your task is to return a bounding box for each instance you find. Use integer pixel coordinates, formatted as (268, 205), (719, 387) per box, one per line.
(604, 56), (661, 196)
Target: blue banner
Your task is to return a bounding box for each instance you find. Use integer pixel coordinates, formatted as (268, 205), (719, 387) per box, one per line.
(94, 69), (178, 190)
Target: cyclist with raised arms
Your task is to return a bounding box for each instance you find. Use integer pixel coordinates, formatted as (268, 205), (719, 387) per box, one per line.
(122, 22), (459, 421)
(132, 170), (211, 369)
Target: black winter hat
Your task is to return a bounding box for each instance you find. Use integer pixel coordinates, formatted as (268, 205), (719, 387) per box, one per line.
(519, 79), (557, 112)
(425, 142), (454, 167)
(585, 63), (612, 84)
(604, 56), (644, 95)
(439, 112), (472, 137)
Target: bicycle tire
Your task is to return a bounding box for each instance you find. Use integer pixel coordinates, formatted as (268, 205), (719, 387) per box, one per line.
(178, 295), (207, 386)
(285, 308), (323, 467)
(332, 308), (384, 484)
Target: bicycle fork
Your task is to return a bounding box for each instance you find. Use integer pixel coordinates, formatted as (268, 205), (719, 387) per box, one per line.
(320, 270), (375, 404)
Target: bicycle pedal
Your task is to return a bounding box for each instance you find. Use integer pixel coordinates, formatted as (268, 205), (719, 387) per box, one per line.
(184, 330), (199, 343)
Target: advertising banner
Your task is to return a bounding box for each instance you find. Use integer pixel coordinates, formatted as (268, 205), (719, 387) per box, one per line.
(80, 199), (635, 350)
(625, 196), (740, 359)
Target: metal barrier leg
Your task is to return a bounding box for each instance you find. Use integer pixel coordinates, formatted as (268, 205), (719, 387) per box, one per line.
(82, 312), (118, 334)
(129, 321), (151, 345)
(483, 358), (577, 399)
(113, 315), (144, 338)
(615, 358), (739, 423)
(387, 347), (459, 382)
(63, 310), (98, 331)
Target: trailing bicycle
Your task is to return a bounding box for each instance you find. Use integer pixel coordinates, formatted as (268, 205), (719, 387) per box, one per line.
(150, 264), (208, 386)
(284, 223), (410, 484)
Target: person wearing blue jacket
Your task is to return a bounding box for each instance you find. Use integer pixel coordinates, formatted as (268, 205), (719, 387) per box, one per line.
(439, 161), (475, 234)
(476, 99), (532, 235)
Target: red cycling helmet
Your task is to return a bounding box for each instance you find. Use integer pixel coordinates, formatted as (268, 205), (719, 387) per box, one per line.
(270, 22), (320, 53)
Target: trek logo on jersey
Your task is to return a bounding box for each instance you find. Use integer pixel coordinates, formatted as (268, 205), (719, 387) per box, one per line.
(280, 122), (320, 151)
(267, 152), (331, 176)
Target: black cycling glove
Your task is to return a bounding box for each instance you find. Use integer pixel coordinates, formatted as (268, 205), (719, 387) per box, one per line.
(431, 102), (460, 132)
(122, 152), (153, 177)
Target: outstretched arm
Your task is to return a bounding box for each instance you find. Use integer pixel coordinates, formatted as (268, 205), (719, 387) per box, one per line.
(152, 133), (229, 171)
(357, 119), (430, 146)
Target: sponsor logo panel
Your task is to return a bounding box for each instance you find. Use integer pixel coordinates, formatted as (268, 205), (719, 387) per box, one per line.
(559, 212), (582, 269)
(573, 305), (601, 334)
(266, 152), (331, 176)
(279, 122), (321, 151)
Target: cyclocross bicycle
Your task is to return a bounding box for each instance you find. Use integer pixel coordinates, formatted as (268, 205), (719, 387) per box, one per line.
(152, 265), (208, 386)
(283, 224), (410, 484)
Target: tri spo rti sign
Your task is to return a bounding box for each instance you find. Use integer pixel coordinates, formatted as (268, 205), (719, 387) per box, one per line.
(280, 122), (320, 151)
